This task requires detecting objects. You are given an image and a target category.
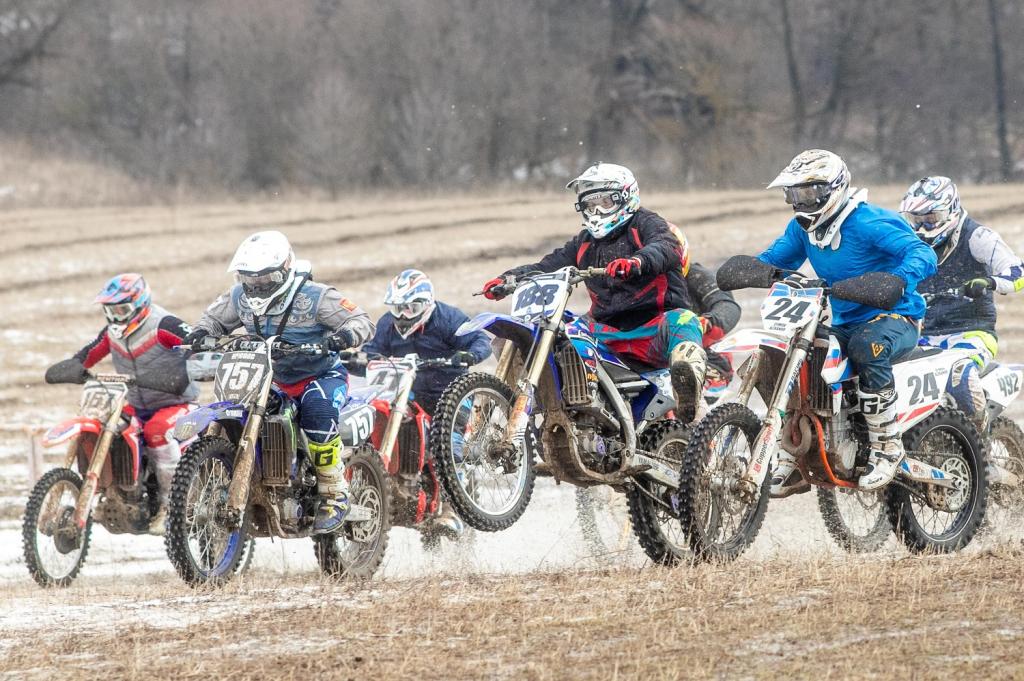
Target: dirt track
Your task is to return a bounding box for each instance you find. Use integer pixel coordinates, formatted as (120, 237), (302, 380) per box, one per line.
(3, 187), (1024, 678)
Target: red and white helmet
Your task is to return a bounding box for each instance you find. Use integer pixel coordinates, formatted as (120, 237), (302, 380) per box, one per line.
(384, 269), (435, 338)
(228, 231), (295, 316)
(900, 176), (964, 253)
(567, 163), (640, 239)
(768, 149), (852, 247)
(95, 273), (151, 338)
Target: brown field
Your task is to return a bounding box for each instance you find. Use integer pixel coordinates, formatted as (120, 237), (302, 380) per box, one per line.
(3, 187), (1024, 679)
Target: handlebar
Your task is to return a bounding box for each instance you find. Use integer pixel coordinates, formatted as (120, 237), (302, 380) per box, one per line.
(186, 334), (328, 357)
(476, 266), (609, 298)
(338, 351), (471, 369)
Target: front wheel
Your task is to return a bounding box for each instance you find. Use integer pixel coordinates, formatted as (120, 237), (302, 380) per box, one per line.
(428, 373), (535, 532)
(22, 467), (92, 588)
(626, 420), (692, 565)
(314, 447), (392, 579)
(886, 408), (988, 553)
(165, 437), (249, 587)
(816, 487), (891, 553)
(676, 402), (769, 563)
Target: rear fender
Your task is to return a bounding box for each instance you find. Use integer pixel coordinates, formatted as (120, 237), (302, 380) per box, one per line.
(41, 417), (102, 448)
(338, 401), (376, 447)
(173, 401), (245, 441)
(712, 328), (790, 356)
(981, 363), (1023, 409)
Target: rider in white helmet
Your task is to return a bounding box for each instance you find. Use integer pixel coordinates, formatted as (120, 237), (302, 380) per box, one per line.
(483, 162), (708, 422)
(185, 231), (375, 534)
(752, 150), (937, 494)
(903, 176), (1024, 431)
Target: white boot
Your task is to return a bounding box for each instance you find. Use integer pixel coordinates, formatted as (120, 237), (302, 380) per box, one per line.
(670, 341), (707, 424)
(146, 442), (181, 535)
(770, 450), (809, 497)
(857, 386), (905, 491)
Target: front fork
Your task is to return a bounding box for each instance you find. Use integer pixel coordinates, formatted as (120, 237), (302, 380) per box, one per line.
(223, 407), (265, 529)
(503, 326), (557, 446)
(73, 394), (128, 529)
(380, 373), (416, 466)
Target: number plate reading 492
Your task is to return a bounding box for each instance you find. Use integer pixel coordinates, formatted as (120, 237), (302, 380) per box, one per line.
(760, 284), (823, 333)
(510, 272), (570, 321)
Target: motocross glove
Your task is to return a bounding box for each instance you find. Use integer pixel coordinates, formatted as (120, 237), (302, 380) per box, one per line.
(44, 358), (89, 385)
(327, 327), (359, 353)
(450, 351), (477, 367)
(963, 277), (995, 299)
(698, 316), (726, 347)
(606, 257), (642, 280)
(182, 328), (212, 351)
(482, 276), (511, 301)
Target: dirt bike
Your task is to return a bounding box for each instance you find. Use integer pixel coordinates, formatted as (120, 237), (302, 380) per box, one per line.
(21, 359), (253, 587)
(676, 257), (989, 561)
(164, 335), (391, 586)
(429, 266), (690, 565)
(339, 351), (472, 549)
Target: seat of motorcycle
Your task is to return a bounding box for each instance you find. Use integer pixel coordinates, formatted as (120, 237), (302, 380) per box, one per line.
(892, 346), (943, 365)
(602, 356), (659, 382)
(979, 361), (1001, 377)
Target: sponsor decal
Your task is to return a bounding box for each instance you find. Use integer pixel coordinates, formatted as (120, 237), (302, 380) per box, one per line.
(871, 342), (885, 358)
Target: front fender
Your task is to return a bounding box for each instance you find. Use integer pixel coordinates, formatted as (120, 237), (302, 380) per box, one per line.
(41, 417), (102, 448)
(173, 401), (245, 441)
(457, 313), (537, 356)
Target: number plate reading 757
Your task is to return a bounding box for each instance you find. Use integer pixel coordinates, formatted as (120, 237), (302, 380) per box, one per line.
(760, 283), (823, 333)
(214, 351), (270, 403)
(510, 271), (570, 322)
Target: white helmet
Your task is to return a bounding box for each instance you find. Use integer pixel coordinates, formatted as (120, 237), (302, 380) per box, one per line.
(768, 149), (852, 246)
(567, 163), (640, 239)
(384, 269), (435, 338)
(228, 230), (295, 316)
(900, 176), (964, 257)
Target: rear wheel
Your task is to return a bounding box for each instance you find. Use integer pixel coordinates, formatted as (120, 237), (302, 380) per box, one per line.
(626, 420), (692, 565)
(816, 487), (891, 553)
(886, 408), (987, 553)
(676, 402), (769, 563)
(22, 467), (92, 588)
(165, 437), (248, 587)
(314, 448), (392, 579)
(429, 373), (535, 532)
(987, 416), (1024, 516)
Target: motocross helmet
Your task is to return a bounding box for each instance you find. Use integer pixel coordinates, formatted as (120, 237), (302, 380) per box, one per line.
(228, 230), (295, 316)
(567, 163), (640, 239)
(384, 269), (435, 338)
(900, 176), (965, 259)
(95, 273), (151, 339)
(768, 149), (852, 248)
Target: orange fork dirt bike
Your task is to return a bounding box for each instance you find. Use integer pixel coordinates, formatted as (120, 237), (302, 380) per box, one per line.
(21, 359), (254, 587)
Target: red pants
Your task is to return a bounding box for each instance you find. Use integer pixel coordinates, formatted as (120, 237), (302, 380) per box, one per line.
(126, 404), (193, 447)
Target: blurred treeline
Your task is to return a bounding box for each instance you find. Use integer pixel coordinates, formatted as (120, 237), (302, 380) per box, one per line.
(0, 0), (1020, 194)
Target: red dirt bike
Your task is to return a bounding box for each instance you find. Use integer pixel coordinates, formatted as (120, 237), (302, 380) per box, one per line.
(340, 352), (470, 549)
(21, 358), (253, 587)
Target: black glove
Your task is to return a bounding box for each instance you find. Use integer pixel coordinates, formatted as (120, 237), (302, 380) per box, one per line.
(45, 358), (89, 385)
(450, 351), (477, 367)
(963, 277), (995, 299)
(327, 328), (359, 353)
(182, 328), (211, 350)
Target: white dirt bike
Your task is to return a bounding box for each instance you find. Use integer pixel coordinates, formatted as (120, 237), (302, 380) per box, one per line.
(676, 257), (989, 561)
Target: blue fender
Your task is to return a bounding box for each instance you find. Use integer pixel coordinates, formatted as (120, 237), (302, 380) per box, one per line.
(173, 401), (246, 441)
(457, 313), (538, 356)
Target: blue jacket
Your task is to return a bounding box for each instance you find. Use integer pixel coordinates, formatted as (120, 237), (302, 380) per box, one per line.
(758, 201), (937, 328)
(362, 301), (492, 404)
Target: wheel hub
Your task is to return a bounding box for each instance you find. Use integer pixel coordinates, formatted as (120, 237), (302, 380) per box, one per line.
(51, 507), (81, 555)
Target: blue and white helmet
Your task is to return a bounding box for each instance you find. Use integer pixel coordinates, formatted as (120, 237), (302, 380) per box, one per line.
(384, 269), (435, 338)
(900, 176), (964, 254)
(567, 163), (640, 239)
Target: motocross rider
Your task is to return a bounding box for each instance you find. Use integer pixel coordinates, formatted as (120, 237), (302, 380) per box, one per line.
(50, 273), (198, 534)
(901, 176), (1024, 431)
(183, 231), (375, 534)
(356, 269), (492, 536)
(756, 150), (937, 493)
(482, 162), (708, 422)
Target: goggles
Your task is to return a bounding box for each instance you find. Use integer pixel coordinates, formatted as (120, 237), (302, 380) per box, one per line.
(903, 209), (950, 232)
(236, 269), (286, 298)
(575, 190), (623, 217)
(391, 301), (428, 319)
(103, 302), (136, 324)
(782, 182), (831, 212)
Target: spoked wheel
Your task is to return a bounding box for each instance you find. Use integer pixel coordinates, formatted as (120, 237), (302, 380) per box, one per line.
(22, 467), (92, 588)
(165, 438), (249, 587)
(886, 408), (988, 553)
(816, 486), (891, 553)
(429, 373), (535, 532)
(315, 448), (392, 579)
(576, 486), (638, 563)
(626, 420), (692, 565)
(986, 416), (1024, 519)
(676, 403), (769, 563)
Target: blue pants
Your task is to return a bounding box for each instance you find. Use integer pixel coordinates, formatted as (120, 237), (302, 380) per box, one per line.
(833, 315), (920, 391)
(298, 368), (349, 444)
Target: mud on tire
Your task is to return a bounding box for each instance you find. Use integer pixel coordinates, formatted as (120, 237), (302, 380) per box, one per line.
(428, 372), (535, 532)
(626, 420), (692, 565)
(885, 407), (988, 553)
(816, 486), (891, 553)
(22, 467), (92, 588)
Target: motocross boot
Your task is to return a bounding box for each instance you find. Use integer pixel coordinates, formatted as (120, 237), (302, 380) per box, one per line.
(433, 501), (465, 539)
(310, 437), (350, 534)
(147, 442), (181, 535)
(857, 386), (905, 491)
(770, 450), (810, 497)
(670, 341), (707, 424)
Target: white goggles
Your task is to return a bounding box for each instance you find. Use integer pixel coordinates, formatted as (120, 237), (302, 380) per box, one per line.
(391, 301), (428, 319)
(575, 190), (623, 217)
(236, 269), (286, 298)
(904, 209), (950, 232)
(103, 302), (136, 323)
(782, 183), (831, 211)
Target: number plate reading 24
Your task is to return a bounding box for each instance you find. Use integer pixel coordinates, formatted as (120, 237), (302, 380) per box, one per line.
(510, 271), (570, 322)
(214, 351), (270, 403)
(760, 283), (823, 333)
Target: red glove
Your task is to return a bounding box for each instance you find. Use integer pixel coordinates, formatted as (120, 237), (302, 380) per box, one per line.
(606, 257), (642, 280)
(699, 316), (725, 347)
(482, 277), (509, 300)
